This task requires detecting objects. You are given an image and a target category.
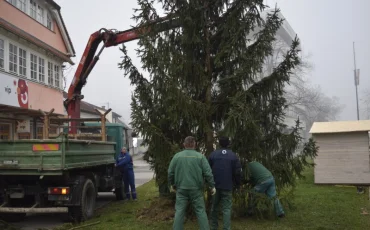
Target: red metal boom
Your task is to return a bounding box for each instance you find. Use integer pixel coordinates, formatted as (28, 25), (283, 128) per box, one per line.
(65, 16), (179, 134)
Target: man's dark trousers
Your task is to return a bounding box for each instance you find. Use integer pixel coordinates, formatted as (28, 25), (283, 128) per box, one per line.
(123, 169), (136, 200)
(210, 189), (232, 230)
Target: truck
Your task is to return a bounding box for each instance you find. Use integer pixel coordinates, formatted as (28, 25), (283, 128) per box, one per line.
(0, 15), (180, 222)
(0, 113), (129, 222)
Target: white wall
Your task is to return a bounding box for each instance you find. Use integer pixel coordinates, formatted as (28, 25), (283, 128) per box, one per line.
(314, 132), (370, 185)
(80, 112), (99, 119)
(96, 109), (113, 123)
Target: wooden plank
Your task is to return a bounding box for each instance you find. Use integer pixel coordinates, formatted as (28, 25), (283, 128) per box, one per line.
(313, 132), (370, 185)
(50, 118), (103, 122)
(58, 126), (103, 129)
(314, 172), (370, 183)
(49, 134), (102, 138)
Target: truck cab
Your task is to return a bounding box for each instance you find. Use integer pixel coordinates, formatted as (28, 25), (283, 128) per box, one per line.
(81, 122), (132, 159)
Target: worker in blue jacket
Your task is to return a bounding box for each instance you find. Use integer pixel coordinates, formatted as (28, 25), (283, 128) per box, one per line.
(116, 147), (137, 200)
(208, 136), (242, 230)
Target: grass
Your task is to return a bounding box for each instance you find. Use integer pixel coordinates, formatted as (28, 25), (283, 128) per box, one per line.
(55, 167), (370, 230)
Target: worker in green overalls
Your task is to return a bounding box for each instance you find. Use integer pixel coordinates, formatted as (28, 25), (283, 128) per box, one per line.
(168, 136), (216, 230)
(246, 160), (285, 218)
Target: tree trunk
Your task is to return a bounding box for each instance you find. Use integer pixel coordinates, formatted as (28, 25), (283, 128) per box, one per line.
(203, 1), (214, 212)
(159, 183), (170, 197)
(204, 1), (214, 158)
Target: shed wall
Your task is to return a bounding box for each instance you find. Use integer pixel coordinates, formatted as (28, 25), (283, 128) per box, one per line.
(314, 132), (370, 184)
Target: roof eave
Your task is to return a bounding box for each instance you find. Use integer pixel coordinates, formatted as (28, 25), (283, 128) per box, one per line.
(310, 120), (370, 134)
(43, 0), (75, 58)
(52, 10), (76, 58)
(44, 0), (61, 10)
(311, 130), (370, 134)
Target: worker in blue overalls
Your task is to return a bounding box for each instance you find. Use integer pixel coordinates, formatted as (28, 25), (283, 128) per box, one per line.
(116, 147), (137, 200)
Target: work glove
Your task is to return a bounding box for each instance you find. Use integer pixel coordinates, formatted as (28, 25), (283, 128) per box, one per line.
(211, 187), (216, 196)
(170, 185), (176, 193)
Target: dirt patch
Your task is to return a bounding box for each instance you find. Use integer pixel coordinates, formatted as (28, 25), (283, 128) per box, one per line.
(137, 197), (175, 221)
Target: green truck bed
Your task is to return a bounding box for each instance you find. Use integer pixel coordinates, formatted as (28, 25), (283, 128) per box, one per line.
(0, 137), (116, 176)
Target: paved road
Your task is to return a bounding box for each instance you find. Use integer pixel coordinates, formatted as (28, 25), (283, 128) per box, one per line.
(11, 155), (153, 230)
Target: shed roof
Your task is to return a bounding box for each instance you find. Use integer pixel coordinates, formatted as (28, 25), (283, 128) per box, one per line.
(310, 120), (370, 134)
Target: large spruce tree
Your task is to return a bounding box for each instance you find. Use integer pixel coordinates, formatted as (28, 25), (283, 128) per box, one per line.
(119, 0), (318, 214)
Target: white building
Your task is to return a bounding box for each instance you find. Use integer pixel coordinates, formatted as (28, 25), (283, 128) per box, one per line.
(0, 0), (75, 140)
(260, 9), (308, 141)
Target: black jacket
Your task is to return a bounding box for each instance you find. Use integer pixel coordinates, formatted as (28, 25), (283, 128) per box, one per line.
(208, 149), (242, 191)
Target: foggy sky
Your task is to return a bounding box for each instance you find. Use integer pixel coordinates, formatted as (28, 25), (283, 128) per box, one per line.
(55, 0), (370, 125)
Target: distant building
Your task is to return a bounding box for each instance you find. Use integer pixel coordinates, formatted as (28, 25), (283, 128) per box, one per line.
(260, 9), (308, 141)
(0, 0), (75, 140)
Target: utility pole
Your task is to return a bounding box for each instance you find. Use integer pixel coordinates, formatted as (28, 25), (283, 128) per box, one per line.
(353, 42), (360, 120)
(353, 42), (364, 194)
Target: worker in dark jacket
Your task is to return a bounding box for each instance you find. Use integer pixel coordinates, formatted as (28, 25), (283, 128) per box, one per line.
(246, 160), (285, 218)
(209, 136), (242, 230)
(116, 147), (137, 200)
(168, 136), (216, 230)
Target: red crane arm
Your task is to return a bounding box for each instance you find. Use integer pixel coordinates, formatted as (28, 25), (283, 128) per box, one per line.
(66, 28), (139, 103)
(64, 16), (180, 134)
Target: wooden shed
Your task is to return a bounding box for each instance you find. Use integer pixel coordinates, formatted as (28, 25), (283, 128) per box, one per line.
(310, 120), (370, 185)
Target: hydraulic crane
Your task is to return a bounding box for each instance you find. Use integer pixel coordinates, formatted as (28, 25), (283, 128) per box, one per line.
(64, 15), (180, 134)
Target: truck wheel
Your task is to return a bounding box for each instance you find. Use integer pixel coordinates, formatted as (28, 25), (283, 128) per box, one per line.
(69, 179), (96, 223)
(0, 213), (26, 222)
(115, 181), (125, 201)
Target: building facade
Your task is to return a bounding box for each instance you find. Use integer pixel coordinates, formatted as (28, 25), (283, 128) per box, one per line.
(260, 9), (308, 141)
(0, 0), (75, 140)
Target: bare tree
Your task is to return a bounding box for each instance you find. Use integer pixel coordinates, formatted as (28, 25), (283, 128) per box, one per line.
(62, 64), (75, 91)
(265, 36), (344, 137)
(360, 89), (370, 119)
(296, 86), (343, 127)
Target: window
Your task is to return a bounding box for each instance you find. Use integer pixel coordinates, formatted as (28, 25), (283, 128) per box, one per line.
(18, 0), (26, 12)
(0, 39), (4, 69)
(0, 124), (11, 140)
(35, 124), (58, 139)
(9, 0), (53, 29)
(47, 13), (52, 30)
(54, 65), (60, 88)
(7, 0), (26, 12)
(50, 126), (58, 135)
(37, 5), (44, 23)
(30, 0), (37, 19)
(31, 54), (38, 80)
(48, 61), (54, 86)
(6, 0), (16, 6)
(39, 57), (45, 82)
(19, 48), (27, 77)
(36, 126), (43, 139)
(9, 43), (18, 74)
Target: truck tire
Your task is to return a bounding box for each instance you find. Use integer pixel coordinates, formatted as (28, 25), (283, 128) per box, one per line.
(115, 181), (125, 201)
(0, 213), (26, 222)
(69, 179), (96, 223)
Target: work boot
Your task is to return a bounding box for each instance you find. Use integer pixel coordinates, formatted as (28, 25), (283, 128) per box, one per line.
(132, 192), (137, 200)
